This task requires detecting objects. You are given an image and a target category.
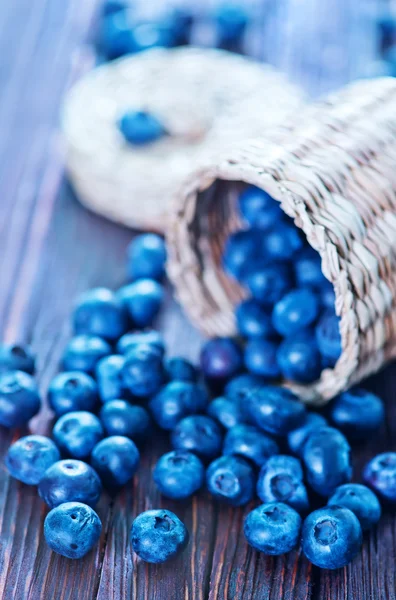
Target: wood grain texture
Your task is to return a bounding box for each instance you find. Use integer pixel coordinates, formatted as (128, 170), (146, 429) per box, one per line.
(0, 0), (396, 598)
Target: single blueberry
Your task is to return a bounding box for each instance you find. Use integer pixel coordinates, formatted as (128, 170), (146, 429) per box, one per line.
(38, 459), (102, 508)
(153, 450), (205, 499)
(0, 343), (35, 374)
(315, 311), (342, 367)
(6, 435), (60, 485)
(245, 385), (306, 436)
(131, 509), (189, 563)
(62, 335), (111, 373)
(244, 502), (301, 555)
(320, 280), (336, 310)
(328, 483), (381, 531)
(262, 223), (303, 261)
(244, 339), (280, 379)
(122, 344), (164, 398)
(95, 354), (126, 403)
(101, 12), (134, 59)
(171, 415), (222, 460)
(223, 424), (279, 467)
(100, 400), (152, 443)
(118, 110), (167, 145)
(73, 287), (127, 341)
(91, 435), (140, 488)
(302, 506), (362, 569)
(243, 262), (293, 307)
(200, 337), (243, 382)
(165, 357), (198, 382)
(294, 246), (324, 288)
(257, 455), (309, 513)
(277, 334), (322, 383)
(48, 371), (98, 416)
(207, 396), (245, 430)
(328, 387), (384, 441)
(0, 370), (41, 428)
(116, 330), (165, 356)
(239, 185), (283, 230)
(44, 502), (102, 559)
(206, 455), (255, 506)
(166, 7), (194, 46)
(287, 412), (327, 456)
(363, 452), (396, 503)
(53, 411), (104, 459)
(117, 279), (164, 327)
(272, 288), (320, 337)
(224, 373), (265, 406)
(127, 233), (167, 281)
(236, 299), (275, 339)
(215, 2), (249, 51)
(302, 426), (352, 497)
(222, 229), (262, 281)
(149, 381), (207, 430)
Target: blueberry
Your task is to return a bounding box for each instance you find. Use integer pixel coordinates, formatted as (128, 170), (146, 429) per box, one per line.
(302, 506), (362, 569)
(0, 370), (41, 428)
(117, 279), (163, 327)
(166, 7), (193, 46)
(118, 110), (166, 145)
(128, 22), (174, 53)
(122, 344), (164, 397)
(243, 262), (293, 307)
(73, 287), (127, 341)
(215, 2), (249, 51)
(223, 229), (262, 280)
(302, 426), (352, 497)
(287, 412), (327, 456)
(116, 330), (164, 356)
(100, 400), (152, 443)
(245, 385), (306, 436)
(38, 459), (102, 508)
(127, 233), (166, 281)
(91, 435), (139, 488)
(244, 339), (280, 379)
(200, 337), (243, 382)
(239, 186), (283, 230)
(131, 509), (189, 563)
(206, 455), (255, 506)
(101, 12), (134, 59)
(48, 371), (98, 416)
(149, 381), (207, 430)
(44, 502), (102, 559)
(363, 452), (396, 503)
(223, 424), (279, 467)
(320, 280), (336, 310)
(277, 334), (322, 383)
(224, 373), (265, 405)
(257, 455), (309, 513)
(315, 312), (342, 367)
(328, 484), (381, 531)
(244, 502), (301, 555)
(6, 435), (60, 485)
(95, 354), (126, 403)
(62, 335), (111, 373)
(171, 415), (222, 460)
(0, 343), (35, 374)
(236, 299), (275, 339)
(53, 411), (104, 459)
(294, 246), (324, 288)
(165, 357), (198, 382)
(262, 223), (303, 261)
(153, 450), (204, 499)
(328, 387), (384, 441)
(207, 396), (245, 430)
(272, 288), (320, 337)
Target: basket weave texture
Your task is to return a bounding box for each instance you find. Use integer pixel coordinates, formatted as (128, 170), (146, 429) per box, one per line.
(167, 77), (396, 404)
(62, 47), (305, 231)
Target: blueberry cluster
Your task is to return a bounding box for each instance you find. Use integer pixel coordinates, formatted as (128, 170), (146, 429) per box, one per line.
(0, 230), (392, 569)
(223, 185), (342, 384)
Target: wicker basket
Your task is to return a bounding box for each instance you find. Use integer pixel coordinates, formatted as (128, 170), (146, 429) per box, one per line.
(167, 77), (396, 405)
(62, 47), (305, 231)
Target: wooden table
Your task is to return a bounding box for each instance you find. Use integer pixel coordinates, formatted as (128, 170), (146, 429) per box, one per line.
(0, 1), (395, 598)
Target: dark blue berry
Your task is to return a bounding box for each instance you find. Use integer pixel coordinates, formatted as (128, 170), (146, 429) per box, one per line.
(149, 381), (207, 430)
(171, 415), (222, 460)
(165, 357), (198, 382)
(91, 435), (140, 488)
(6, 435), (60, 485)
(96, 354), (126, 403)
(239, 186), (283, 230)
(207, 396), (245, 430)
(53, 411), (104, 459)
(328, 387), (384, 441)
(244, 502), (301, 555)
(73, 287), (127, 341)
(100, 400), (152, 443)
(116, 330), (164, 356)
(127, 233), (166, 280)
(223, 229), (262, 280)
(277, 333), (322, 383)
(244, 339), (280, 378)
(153, 450), (204, 499)
(118, 110), (166, 145)
(38, 459), (102, 508)
(328, 483), (381, 531)
(131, 509), (189, 563)
(101, 12), (134, 59)
(315, 311), (342, 367)
(200, 337), (243, 382)
(215, 2), (249, 51)
(48, 371), (98, 416)
(272, 288), (320, 337)
(320, 280), (336, 310)
(166, 7), (193, 46)
(262, 223), (303, 261)
(302, 426), (352, 497)
(44, 502), (102, 559)
(223, 424), (279, 467)
(245, 385), (306, 436)
(0, 370), (41, 428)
(302, 506), (362, 569)
(236, 299), (275, 339)
(363, 452), (396, 503)
(294, 246), (324, 288)
(117, 279), (163, 327)
(224, 373), (265, 405)
(62, 335), (111, 373)
(206, 455), (255, 506)
(0, 343), (35, 374)
(122, 344), (164, 397)
(257, 455), (309, 513)
(243, 262), (293, 307)
(287, 412), (327, 456)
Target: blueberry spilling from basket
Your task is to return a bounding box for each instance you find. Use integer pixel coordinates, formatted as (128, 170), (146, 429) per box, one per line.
(0, 225), (392, 571)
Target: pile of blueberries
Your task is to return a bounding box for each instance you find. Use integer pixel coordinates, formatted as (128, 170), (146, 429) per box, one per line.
(0, 219), (394, 569)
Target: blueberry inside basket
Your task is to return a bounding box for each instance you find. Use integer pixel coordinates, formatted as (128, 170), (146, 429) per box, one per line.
(167, 77), (396, 404)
